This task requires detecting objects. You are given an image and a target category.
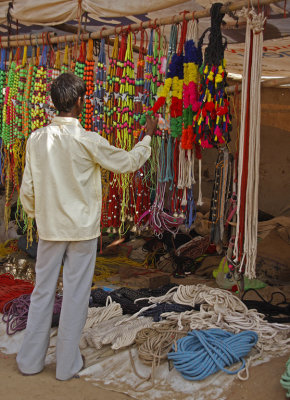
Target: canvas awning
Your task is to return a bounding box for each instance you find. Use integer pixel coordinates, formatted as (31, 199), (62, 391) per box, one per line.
(0, 0), (289, 77)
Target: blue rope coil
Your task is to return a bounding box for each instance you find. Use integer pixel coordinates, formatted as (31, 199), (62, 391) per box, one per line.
(168, 328), (258, 381)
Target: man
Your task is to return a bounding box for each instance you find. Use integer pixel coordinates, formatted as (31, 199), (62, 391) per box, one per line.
(17, 72), (157, 380)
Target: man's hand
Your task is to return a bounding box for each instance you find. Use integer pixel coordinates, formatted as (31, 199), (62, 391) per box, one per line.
(145, 114), (158, 137)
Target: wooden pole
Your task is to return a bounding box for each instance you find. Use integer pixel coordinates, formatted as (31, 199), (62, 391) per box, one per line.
(0, 0), (283, 48)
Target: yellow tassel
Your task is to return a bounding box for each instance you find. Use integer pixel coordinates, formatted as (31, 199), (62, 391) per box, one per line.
(63, 44), (69, 65)
(22, 46), (27, 67)
(26, 218), (34, 248)
(87, 38), (94, 61)
(54, 49), (61, 70)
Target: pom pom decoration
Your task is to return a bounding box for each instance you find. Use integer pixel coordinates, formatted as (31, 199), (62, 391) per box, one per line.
(194, 3), (232, 149)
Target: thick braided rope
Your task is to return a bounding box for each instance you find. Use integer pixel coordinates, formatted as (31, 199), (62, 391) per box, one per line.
(168, 328), (258, 380)
(81, 312), (153, 350)
(2, 293), (62, 335)
(83, 296), (122, 331)
(132, 320), (190, 392)
(80, 315), (126, 349)
(136, 319), (190, 366)
(162, 306), (290, 380)
(136, 284), (247, 313)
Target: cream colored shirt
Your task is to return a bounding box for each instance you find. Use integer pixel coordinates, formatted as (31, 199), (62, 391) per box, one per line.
(20, 116), (151, 241)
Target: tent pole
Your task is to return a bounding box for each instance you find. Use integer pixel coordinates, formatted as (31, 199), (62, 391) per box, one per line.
(0, 0), (283, 48)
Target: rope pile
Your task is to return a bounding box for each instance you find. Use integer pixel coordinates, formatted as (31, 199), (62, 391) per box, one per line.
(81, 314), (153, 351)
(133, 283), (290, 382)
(0, 273), (34, 313)
(2, 293), (62, 335)
(168, 328), (258, 380)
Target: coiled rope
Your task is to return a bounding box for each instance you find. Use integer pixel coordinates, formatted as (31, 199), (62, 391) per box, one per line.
(2, 293), (62, 335)
(168, 328), (258, 380)
(131, 320), (190, 391)
(0, 273), (34, 313)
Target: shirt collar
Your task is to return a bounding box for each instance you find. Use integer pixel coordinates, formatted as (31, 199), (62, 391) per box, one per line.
(51, 116), (83, 127)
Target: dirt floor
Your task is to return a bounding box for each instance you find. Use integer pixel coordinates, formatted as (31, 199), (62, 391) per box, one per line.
(0, 350), (288, 400)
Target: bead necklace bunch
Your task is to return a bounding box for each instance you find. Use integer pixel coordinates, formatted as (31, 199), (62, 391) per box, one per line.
(2, 59), (17, 147)
(132, 31), (151, 231)
(118, 32), (135, 150)
(93, 38), (106, 134)
(22, 59), (34, 138)
(143, 30), (155, 111)
(31, 45), (48, 131)
(104, 36), (118, 139)
(74, 41), (86, 127)
(168, 53), (184, 139)
(61, 44), (69, 74)
(84, 39), (94, 131)
(118, 32), (136, 231)
(104, 35), (127, 233)
(28, 53), (38, 134)
(181, 40), (201, 150)
(0, 49), (7, 130)
(133, 30), (145, 139)
(113, 34), (126, 146)
(14, 47), (28, 139)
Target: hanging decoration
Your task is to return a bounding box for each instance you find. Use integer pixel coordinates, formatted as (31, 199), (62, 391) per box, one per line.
(103, 36), (118, 139)
(233, 8), (266, 279)
(31, 45), (48, 132)
(84, 39), (95, 131)
(195, 3), (232, 149)
(93, 38), (106, 134)
(74, 41), (86, 127)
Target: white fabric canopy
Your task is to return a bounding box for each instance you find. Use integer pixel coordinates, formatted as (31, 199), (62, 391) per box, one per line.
(0, 1), (9, 25)
(10, 0), (189, 25)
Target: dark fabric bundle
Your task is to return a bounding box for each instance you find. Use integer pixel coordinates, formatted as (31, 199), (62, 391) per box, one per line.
(242, 289), (290, 323)
(89, 284), (178, 315)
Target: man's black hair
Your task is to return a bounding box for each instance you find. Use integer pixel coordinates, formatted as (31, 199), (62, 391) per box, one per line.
(51, 72), (86, 113)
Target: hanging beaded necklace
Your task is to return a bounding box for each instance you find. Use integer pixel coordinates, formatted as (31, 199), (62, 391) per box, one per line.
(117, 32), (136, 232)
(2, 56), (16, 148)
(84, 39), (94, 131)
(0, 49), (6, 132)
(22, 55), (34, 139)
(14, 47), (28, 140)
(104, 35), (118, 140)
(74, 41), (86, 126)
(61, 44), (69, 74)
(31, 45), (48, 131)
(93, 38), (106, 134)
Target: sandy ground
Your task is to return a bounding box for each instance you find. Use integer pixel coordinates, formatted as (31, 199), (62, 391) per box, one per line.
(0, 350), (288, 400)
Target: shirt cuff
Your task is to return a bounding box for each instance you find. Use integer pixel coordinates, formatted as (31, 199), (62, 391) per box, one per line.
(141, 135), (152, 145)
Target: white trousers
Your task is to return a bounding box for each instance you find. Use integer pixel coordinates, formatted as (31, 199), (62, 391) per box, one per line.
(16, 238), (97, 380)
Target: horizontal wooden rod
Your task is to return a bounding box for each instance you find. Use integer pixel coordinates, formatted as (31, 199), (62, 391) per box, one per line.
(0, 0), (282, 48)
